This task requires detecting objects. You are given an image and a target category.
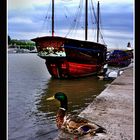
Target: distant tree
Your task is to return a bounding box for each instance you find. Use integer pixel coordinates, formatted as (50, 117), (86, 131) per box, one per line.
(8, 35), (11, 45)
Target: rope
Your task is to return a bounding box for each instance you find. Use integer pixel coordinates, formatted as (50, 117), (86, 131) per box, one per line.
(90, 0), (106, 45)
(41, 1), (51, 34)
(65, 0), (84, 38)
(41, 0), (106, 44)
(89, 0), (96, 41)
(98, 1), (106, 45)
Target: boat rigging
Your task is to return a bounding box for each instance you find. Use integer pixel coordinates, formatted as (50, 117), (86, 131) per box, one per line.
(32, 0), (107, 79)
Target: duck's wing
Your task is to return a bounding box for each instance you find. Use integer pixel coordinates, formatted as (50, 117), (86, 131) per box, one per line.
(77, 115), (107, 134)
(61, 114), (89, 135)
(61, 114), (106, 135)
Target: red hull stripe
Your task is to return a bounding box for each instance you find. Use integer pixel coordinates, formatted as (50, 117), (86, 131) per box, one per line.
(46, 61), (101, 78)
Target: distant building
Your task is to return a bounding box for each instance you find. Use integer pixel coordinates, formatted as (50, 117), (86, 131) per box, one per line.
(127, 42), (133, 50)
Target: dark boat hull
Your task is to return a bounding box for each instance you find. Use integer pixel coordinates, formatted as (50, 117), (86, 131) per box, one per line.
(32, 36), (107, 78)
(107, 50), (133, 67)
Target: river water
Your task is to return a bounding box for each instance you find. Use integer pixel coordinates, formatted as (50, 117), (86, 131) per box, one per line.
(8, 53), (112, 140)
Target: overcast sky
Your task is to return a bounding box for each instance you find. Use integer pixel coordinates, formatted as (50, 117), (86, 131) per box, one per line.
(8, 0), (134, 49)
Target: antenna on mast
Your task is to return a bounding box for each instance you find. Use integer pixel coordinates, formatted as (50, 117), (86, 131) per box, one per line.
(85, 0), (88, 40)
(97, 1), (100, 43)
(52, 0), (54, 36)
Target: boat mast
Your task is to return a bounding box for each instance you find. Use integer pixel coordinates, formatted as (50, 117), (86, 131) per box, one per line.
(97, 1), (100, 42)
(85, 0), (88, 40)
(52, 0), (54, 36)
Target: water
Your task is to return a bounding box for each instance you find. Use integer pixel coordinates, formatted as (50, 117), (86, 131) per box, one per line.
(8, 53), (112, 140)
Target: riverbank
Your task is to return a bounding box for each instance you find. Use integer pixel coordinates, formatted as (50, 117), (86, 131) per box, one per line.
(80, 67), (134, 140)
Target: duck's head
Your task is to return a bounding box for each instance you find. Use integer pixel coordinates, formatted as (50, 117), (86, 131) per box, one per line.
(47, 92), (68, 110)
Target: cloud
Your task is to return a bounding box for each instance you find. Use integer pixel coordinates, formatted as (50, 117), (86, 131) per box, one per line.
(8, 0), (50, 10)
(8, 0), (80, 10)
(9, 17), (33, 24)
(100, 0), (133, 4)
(8, 0), (134, 49)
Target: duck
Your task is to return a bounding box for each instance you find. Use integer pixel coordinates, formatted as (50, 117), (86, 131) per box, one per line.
(46, 92), (107, 136)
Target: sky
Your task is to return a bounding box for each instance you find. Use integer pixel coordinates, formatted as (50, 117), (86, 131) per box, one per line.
(8, 0), (134, 49)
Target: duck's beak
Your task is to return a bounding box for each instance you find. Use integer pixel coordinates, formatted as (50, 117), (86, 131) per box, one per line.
(46, 96), (55, 101)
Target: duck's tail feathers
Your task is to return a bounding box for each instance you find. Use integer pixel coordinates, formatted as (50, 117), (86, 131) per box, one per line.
(90, 122), (107, 133)
(95, 127), (107, 134)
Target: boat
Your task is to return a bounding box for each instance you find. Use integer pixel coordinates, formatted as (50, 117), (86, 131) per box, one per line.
(107, 48), (133, 67)
(31, 0), (107, 79)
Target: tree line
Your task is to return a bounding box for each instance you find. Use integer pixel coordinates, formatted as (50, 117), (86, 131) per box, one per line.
(8, 35), (35, 50)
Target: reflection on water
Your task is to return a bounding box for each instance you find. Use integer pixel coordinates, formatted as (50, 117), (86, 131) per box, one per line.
(36, 77), (111, 118)
(35, 77), (112, 139)
(8, 54), (113, 140)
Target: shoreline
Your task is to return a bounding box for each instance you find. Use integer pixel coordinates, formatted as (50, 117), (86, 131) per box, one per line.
(79, 66), (134, 139)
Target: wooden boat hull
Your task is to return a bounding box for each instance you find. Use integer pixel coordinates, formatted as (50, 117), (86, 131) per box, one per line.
(45, 58), (101, 78)
(32, 36), (107, 79)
